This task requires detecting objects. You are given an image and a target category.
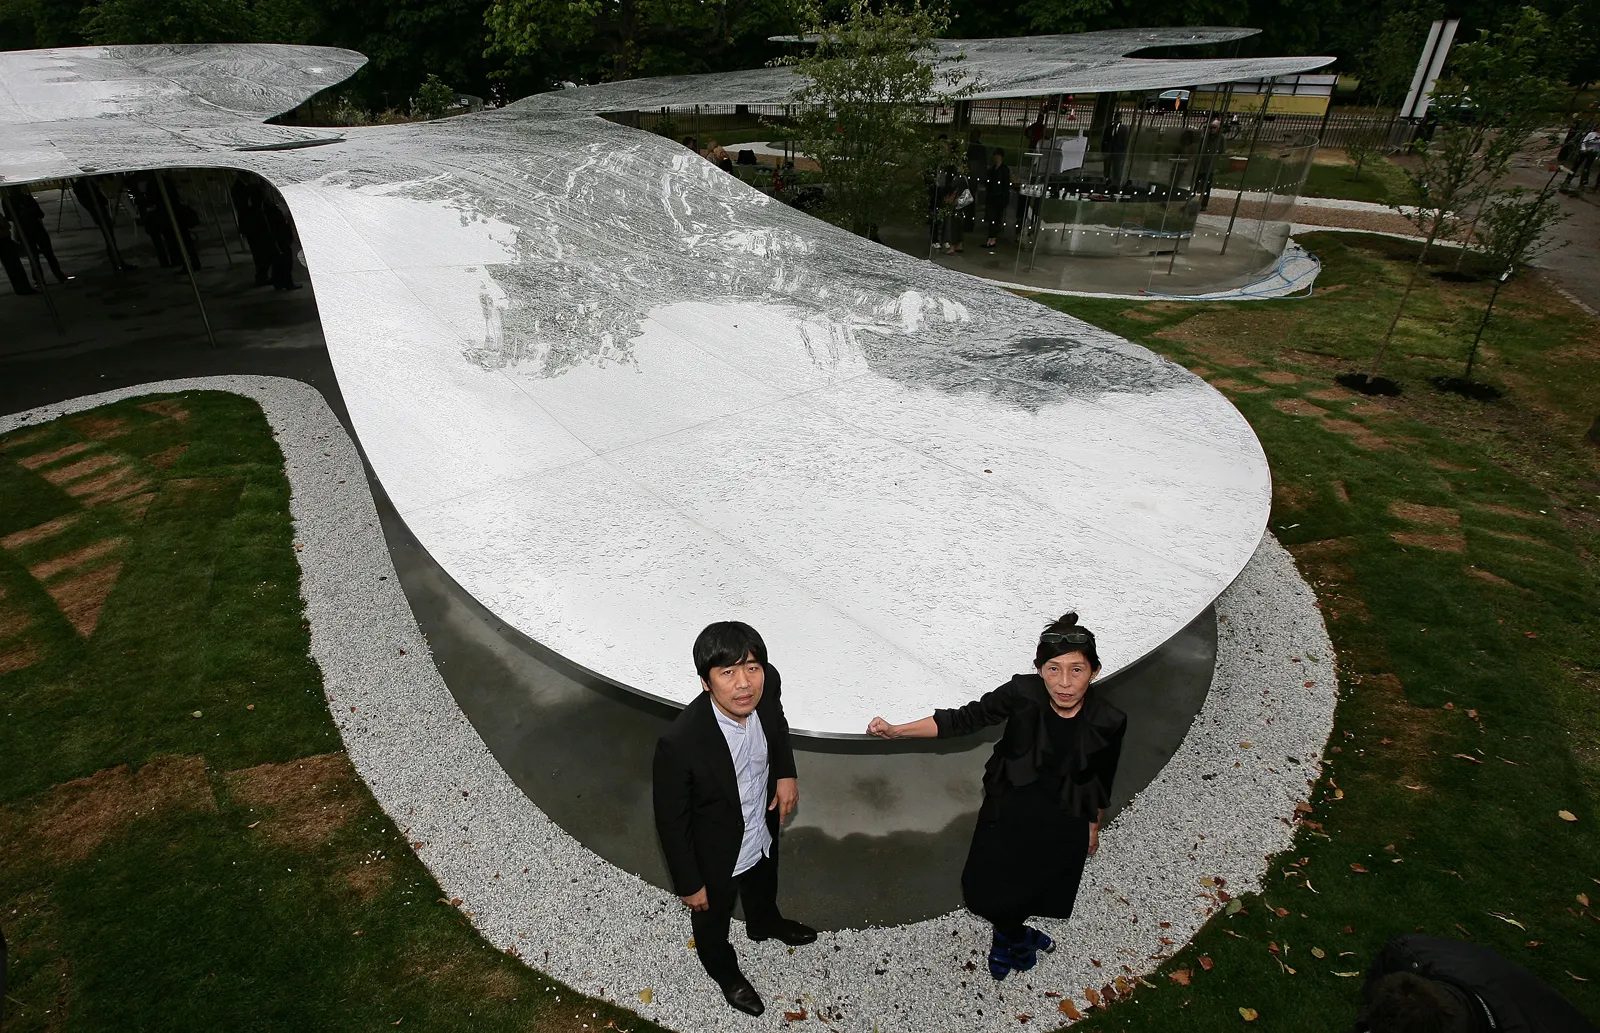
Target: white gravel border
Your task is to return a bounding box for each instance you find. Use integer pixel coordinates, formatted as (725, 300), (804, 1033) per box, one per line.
(2, 375), (1338, 1032)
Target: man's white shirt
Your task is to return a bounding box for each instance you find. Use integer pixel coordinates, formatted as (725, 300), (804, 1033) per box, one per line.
(713, 705), (773, 876)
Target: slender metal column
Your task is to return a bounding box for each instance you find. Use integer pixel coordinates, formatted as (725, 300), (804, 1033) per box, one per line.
(156, 171), (217, 348)
(1221, 79), (1276, 256)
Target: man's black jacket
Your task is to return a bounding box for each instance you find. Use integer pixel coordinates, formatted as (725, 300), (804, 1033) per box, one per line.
(1363, 934), (1599, 1032)
(652, 665), (797, 900)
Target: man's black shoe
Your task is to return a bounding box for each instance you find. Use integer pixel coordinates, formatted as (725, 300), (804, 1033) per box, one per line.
(720, 977), (764, 1016)
(748, 918), (817, 946)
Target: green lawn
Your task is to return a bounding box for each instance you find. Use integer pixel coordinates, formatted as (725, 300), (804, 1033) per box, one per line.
(0, 392), (657, 1033)
(1028, 231), (1600, 1030)
(1300, 156), (1409, 206)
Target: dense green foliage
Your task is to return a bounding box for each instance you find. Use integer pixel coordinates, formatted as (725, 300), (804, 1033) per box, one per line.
(785, 0), (969, 238)
(2, 0), (1594, 113)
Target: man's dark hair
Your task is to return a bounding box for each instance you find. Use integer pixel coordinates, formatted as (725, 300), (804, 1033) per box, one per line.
(1034, 611), (1101, 671)
(1359, 973), (1474, 1033)
(693, 621), (768, 682)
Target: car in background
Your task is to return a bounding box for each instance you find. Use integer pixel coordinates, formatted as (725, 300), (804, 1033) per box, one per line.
(1142, 89), (1191, 111)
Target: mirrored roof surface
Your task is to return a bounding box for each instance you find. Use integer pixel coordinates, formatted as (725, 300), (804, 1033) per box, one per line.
(0, 42), (1274, 733)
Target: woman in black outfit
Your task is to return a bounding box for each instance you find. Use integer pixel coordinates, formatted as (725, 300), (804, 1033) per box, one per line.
(867, 613), (1126, 980)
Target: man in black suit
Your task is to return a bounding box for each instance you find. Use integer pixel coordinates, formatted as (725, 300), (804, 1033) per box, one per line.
(652, 621), (817, 1016)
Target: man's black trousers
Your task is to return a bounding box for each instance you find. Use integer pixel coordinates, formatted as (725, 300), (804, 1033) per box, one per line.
(690, 851), (781, 987)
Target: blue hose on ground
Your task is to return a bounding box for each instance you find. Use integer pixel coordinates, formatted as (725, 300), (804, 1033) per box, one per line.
(1141, 244), (1322, 301)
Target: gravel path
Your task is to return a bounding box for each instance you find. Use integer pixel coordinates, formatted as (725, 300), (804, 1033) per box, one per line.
(2, 376), (1339, 1032)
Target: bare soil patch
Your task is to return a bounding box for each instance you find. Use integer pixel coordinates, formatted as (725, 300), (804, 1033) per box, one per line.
(0, 640), (42, 674)
(67, 464), (147, 504)
(1466, 568), (1528, 591)
(71, 415), (132, 440)
(1333, 480), (1351, 504)
(138, 399), (191, 422)
(115, 492), (156, 523)
(1273, 398), (1328, 417)
(29, 538), (126, 581)
(1209, 377), (1269, 394)
(226, 752), (361, 850)
(144, 443), (189, 470)
(1119, 308), (1162, 323)
(1258, 370), (1302, 384)
(23, 755), (216, 863)
(40, 453), (117, 484)
(1472, 502), (1542, 519)
(2, 514), (81, 551)
(1390, 531), (1467, 552)
(46, 562), (124, 636)
(343, 858), (396, 902)
(1275, 482), (1319, 510)
(1307, 387), (1358, 402)
(1388, 502), (1461, 527)
(16, 442), (91, 469)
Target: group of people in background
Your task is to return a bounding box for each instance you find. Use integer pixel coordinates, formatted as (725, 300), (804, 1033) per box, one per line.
(1, 170), (301, 299)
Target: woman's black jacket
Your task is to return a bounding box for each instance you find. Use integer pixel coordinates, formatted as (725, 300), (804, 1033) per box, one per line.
(934, 673), (1126, 822)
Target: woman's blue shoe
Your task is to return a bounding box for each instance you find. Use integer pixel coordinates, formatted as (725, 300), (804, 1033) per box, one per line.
(1010, 926), (1054, 972)
(988, 930), (1016, 980)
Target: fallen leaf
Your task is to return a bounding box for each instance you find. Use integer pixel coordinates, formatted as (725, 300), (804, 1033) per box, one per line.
(1016, 1014), (1032, 1024)
(686, 938), (695, 949)
(1350, 863), (1369, 873)
(1580, 894), (1591, 908)
(1304, 681), (1316, 688)
(1114, 977), (1131, 995)
(1273, 907), (1290, 918)
(1200, 876), (1218, 887)
(1268, 942), (1281, 955)
(1334, 788), (1345, 800)
(191, 711), (203, 719)
(1559, 810), (1578, 822)
(1343, 925), (1355, 935)
(1169, 969), (1192, 986)
(1200, 957), (1214, 971)
(1240, 1007), (1259, 1022)
(1527, 941), (1541, 948)
(246, 821), (260, 829)
(1226, 899), (1243, 916)
(784, 1006), (807, 1021)
(1452, 753), (1483, 764)
(1295, 801), (1314, 815)
(1333, 971), (1361, 978)
(1490, 913), (1526, 930)
(1467, 709), (1478, 719)
(638, 989), (653, 1005)
(1311, 947), (1326, 959)
(1239, 742), (1254, 749)
(1084, 987), (1101, 1009)
(246, 704), (255, 710)
(450, 897), (462, 907)
(1224, 929), (1245, 938)
(1058, 999), (1082, 1020)
(1570, 972), (1591, 983)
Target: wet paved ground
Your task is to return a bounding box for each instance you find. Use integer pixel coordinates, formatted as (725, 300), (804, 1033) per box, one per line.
(3, 188), (1219, 927)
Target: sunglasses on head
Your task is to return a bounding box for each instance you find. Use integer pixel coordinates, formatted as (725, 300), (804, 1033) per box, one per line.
(1040, 628), (1091, 647)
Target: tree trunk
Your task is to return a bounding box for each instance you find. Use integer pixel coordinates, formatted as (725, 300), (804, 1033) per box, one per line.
(1464, 274), (1504, 380)
(1370, 220), (1440, 376)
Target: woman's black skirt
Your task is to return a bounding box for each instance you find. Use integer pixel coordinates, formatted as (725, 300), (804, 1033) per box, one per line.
(961, 784), (1091, 925)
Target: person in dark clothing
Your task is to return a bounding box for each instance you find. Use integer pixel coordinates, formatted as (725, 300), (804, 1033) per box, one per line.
(4, 188), (68, 283)
(0, 211), (37, 295)
(1103, 117), (1130, 191)
(260, 196), (301, 290)
(72, 177), (130, 271)
(653, 622), (815, 1017)
(231, 175), (275, 286)
(130, 174), (175, 267)
(981, 148), (1011, 248)
(1355, 934), (1599, 1033)
(868, 612), (1126, 981)
(964, 130), (988, 175)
